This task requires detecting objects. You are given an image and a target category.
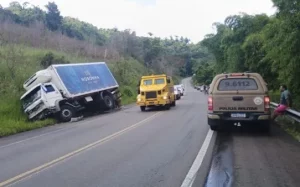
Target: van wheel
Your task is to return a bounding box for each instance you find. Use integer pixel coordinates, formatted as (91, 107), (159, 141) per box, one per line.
(103, 95), (115, 109)
(208, 118), (221, 131)
(140, 106), (146, 111)
(60, 105), (75, 122)
(210, 125), (220, 131)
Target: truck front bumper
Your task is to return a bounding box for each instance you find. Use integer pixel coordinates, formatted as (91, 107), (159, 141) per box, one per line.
(137, 99), (170, 107)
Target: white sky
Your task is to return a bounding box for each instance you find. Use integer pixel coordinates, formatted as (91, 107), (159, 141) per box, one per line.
(1, 0), (276, 43)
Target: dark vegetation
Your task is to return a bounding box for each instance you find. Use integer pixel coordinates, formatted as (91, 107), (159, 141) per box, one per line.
(193, 0), (300, 110)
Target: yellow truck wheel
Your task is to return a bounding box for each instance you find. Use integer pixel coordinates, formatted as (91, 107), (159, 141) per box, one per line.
(164, 104), (171, 110)
(140, 106), (146, 111)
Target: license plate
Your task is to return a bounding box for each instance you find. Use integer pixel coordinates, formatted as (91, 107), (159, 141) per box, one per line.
(231, 113), (246, 118)
(149, 102), (154, 104)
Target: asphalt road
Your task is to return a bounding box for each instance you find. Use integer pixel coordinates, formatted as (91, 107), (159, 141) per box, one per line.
(0, 78), (210, 187)
(205, 123), (300, 187)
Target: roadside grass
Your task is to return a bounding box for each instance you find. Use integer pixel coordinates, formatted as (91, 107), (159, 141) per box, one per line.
(269, 90), (300, 141)
(0, 45), (146, 137)
(276, 116), (300, 142)
(121, 96), (136, 105)
(0, 97), (55, 137)
(119, 85), (136, 105)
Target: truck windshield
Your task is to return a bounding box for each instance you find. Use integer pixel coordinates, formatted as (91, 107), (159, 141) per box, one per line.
(143, 79), (153, 85)
(218, 78), (258, 91)
(154, 78), (165, 85)
(22, 86), (41, 109)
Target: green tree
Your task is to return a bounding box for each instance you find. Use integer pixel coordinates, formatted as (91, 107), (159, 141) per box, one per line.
(45, 2), (62, 31)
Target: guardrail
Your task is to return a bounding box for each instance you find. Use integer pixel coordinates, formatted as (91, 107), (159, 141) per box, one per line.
(270, 102), (300, 122)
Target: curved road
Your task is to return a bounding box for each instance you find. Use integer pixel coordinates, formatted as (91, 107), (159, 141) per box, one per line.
(0, 78), (210, 187)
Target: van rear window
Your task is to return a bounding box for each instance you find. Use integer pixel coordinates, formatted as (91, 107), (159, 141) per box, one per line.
(218, 78), (258, 91)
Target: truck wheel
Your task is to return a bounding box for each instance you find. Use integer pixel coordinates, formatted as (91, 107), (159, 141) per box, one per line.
(60, 105), (75, 122)
(164, 104), (171, 110)
(103, 95), (115, 109)
(140, 106), (146, 111)
(171, 101), (176, 107)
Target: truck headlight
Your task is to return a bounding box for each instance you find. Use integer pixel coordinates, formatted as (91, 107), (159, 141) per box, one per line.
(163, 96), (168, 100)
(138, 98), (142, 102)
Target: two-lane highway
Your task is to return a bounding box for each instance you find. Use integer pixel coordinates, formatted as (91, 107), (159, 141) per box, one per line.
(0, 78), (211, 187)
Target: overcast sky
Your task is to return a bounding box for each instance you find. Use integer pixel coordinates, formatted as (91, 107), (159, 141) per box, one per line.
(1, 0), (276, 42)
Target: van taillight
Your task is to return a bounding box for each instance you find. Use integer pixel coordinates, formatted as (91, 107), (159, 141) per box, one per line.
(208, 96), (213, 111)
(264, 96), (270, 111)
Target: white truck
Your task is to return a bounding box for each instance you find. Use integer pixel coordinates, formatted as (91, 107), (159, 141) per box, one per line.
(20, 62), (121, 122)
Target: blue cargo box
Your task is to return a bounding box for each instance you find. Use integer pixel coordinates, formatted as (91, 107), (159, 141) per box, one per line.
(52, 62), (119, 97)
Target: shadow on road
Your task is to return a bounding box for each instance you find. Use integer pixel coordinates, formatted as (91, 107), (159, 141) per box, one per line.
(205, 123), (300, 187)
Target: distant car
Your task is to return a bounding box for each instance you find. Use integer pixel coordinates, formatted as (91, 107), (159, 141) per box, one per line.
(200, 86), (204, 92)
(176, 85), (184, 96)
(174, 86), (181, 100)
(207, 72), (271, 132)
(180, 84), (185, 92)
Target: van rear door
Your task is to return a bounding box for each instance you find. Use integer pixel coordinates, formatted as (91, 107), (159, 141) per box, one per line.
(212, 75), (266, 113)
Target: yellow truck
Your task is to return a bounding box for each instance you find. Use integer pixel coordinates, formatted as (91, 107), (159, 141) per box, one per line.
(136, 74), (176, 111)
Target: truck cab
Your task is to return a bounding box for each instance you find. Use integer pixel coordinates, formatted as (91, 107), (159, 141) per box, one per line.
(136, 74), (176, 111)
(20, 83), (63, 120)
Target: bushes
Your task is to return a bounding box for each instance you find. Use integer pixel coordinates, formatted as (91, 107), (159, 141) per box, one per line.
(40, 52), (70, 68)
(120, 86), (136, 105)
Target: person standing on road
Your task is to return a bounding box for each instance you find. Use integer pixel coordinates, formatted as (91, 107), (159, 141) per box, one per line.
(203, 85), (206, 92)
(204, 85), (209, 94)
(272, 84), (292, 120)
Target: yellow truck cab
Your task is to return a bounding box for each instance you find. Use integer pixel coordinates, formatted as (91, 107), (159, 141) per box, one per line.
(137, 74), (176, 111)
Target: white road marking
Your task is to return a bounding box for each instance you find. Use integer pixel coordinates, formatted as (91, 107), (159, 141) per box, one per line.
(181, 129), (214, 187)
